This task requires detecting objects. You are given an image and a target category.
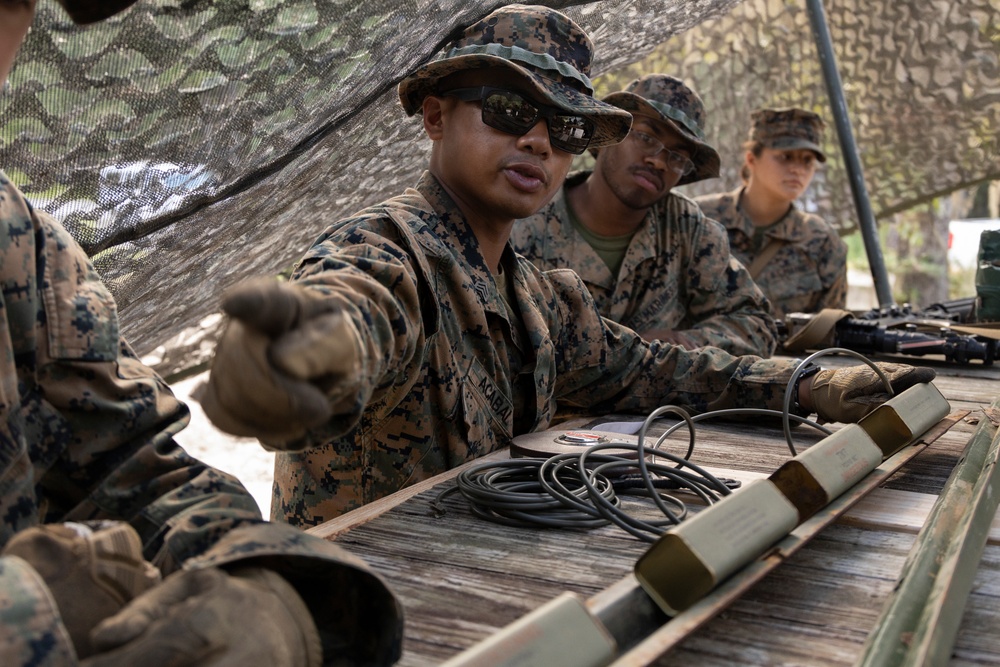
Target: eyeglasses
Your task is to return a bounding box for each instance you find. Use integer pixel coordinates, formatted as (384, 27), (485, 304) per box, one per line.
(629, 130), (696, 176)
(441, 87), (595, 155)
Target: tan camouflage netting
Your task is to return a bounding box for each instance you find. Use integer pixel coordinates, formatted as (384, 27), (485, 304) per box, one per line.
(650, 0), (1000, 228)
(2, 0), (998, 376)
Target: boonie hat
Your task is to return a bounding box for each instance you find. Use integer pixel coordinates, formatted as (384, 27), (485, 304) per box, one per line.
(603, 74), (721, 185)
(55, 0), (139, 24)
(397, 4), (632, 148)
(749, 108), (827, 162)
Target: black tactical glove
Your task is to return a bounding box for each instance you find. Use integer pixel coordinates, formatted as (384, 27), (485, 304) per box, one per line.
(199, 277), (361, 448)
(808, 362), (937, 423)
(81, 566), (322, 667)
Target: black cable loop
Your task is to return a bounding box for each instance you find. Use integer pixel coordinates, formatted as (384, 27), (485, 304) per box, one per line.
(633, 405), (721, 522)
(435, 405), (731, 540)
(435, 376), (859, 539)
(457, 457), (614, 529)
(538, 452), (620, 520)
(781, 348), (890, 456)
(578, 458), (689, 541)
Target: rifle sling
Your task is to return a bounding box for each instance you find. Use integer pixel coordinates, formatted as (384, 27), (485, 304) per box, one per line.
(782, 308), (854, 352)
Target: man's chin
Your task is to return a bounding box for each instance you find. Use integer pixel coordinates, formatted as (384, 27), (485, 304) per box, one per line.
(619, 190), (663, 210)
(512, 193), (558, 219)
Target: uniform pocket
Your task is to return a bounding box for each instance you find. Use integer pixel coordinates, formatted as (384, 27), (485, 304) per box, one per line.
(41, 225), (119, 362)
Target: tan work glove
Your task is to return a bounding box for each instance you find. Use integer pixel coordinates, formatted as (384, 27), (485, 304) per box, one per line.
(81, 566), (322, 667)
(199, 277), (361, 448)
(808, 362), (937, 423)
(1, 521), (162, 658)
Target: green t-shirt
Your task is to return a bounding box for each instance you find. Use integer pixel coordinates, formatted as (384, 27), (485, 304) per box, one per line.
(566, 199), (634, 277)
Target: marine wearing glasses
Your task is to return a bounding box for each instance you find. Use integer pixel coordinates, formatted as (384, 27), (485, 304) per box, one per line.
(628, 130), (696, 176)
(512, 73), (779, 359)
(441, 86), (595, 155)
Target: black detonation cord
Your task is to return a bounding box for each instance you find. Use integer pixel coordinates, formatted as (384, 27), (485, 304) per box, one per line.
(432, 406), (740, 542)
(432, 351), (891, 541)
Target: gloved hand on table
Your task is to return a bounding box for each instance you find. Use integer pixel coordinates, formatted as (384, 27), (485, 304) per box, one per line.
(199, 277), (361, 448)
(80, 566), (322, 667)
(798, 361), (937, 423)
(1, 521), (161, 659)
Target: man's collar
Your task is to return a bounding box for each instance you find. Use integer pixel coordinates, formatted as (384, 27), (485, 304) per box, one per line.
(412, 171), (506, 297)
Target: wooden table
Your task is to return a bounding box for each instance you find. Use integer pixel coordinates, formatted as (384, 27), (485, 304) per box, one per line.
(307, 356), (1000, 666)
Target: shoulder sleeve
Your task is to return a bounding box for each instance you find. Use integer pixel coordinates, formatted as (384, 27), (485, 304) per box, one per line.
(655, 197), (777, 357)
(283, 207), (431, 447)
(541, 267), (794, 415)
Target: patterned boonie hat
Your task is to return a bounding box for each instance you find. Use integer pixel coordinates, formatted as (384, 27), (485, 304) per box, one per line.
(603, 74), (721, 185)
(750, 108), (827, 162)
(397, 4), (632, 148)
(55, 0), (139, 23)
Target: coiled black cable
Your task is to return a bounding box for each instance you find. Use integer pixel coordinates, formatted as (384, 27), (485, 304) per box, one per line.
(434, 349), (894, 541)
(433, 406), (737, 542)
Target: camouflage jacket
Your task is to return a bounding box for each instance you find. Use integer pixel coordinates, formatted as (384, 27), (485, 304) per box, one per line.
(695, 187), (848, 319)
(273, 171), (805, 527)
(0, 172), (401, 666)
(511, 172), (777, 356)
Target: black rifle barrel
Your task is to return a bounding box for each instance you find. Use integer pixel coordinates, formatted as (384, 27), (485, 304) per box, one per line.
(834, 319), (997, 365)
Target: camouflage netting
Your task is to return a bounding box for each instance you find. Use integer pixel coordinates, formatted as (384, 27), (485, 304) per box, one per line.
(650, 0), (1000, 228)
(2, 0), (998, 377)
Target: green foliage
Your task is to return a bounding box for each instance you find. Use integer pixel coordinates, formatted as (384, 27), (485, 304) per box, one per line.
(950, 264), (977, 300)
(843, 231), (868, 271)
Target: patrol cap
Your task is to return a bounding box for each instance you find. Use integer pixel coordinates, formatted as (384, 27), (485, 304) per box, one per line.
(54, 0), (138, 24)
(749, 107), (827, 162)
(397, 4), (632, 148)
(603, 74), (721, 185)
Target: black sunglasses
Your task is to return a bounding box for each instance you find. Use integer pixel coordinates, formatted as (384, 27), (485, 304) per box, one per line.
(441, 87), (595, 155)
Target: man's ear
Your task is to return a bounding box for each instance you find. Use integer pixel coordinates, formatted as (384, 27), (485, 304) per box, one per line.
(422, 95), (447, 140)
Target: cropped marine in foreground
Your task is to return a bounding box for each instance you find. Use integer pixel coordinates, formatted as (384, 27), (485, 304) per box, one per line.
(0, 1), (401, 665)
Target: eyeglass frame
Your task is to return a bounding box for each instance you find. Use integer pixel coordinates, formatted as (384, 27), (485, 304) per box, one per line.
(439, 86), (596, 155)
(628, 130), (696, 176)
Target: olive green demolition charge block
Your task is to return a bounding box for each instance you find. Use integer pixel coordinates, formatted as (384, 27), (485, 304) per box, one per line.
(635, 382), (950, 616)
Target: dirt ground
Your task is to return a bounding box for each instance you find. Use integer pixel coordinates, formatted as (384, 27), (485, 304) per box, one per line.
(171, 371), (275, 517)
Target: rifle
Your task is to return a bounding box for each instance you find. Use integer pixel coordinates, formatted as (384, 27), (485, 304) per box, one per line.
(777, 299), (1000, 366)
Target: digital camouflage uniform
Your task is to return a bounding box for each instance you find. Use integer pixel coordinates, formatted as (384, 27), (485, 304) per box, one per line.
(0, 172), (401, 666)
(273, 172), (806, 527)
(512, 174), (777, 356)
(695, 187), (848, 319)
(695, 108), (848, 319)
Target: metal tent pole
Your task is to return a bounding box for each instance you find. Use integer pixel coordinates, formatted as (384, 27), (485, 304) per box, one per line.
(805, 0), (895, 309)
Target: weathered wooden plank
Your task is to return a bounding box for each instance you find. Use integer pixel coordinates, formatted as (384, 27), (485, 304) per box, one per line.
(637, 525), (919, 666)
(337, 415), (966, 666)
(335, 489), (647, 666)
(952, 544), (1000, 662)
(839, 486), (1000, 545)
(857, 397), (1000, 667)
